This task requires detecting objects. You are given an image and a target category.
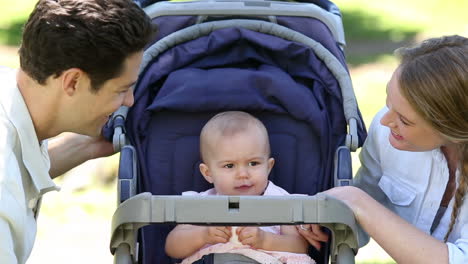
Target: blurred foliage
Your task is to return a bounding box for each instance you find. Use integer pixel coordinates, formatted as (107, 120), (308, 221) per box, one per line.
(0, 0), (36, 46)
(335, 0), (468, 36)
(337, 1), (438, 65)
(3, 0), (466, 67)
(0, 20), (24, 46)
(334, 0), (468, 65)
(339, 8), (419, 66)
(1, 0), (467, 47)
(340, 8), (420, 42)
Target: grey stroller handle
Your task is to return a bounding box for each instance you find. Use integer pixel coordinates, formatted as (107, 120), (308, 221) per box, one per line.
(144, 0), (346, 48)
(110, 106), (130, 152)
(110, 193), (368, 264)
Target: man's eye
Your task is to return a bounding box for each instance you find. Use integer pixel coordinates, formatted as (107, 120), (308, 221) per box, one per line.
(224, 164), (234, 169)
(249, 161), (259, 166)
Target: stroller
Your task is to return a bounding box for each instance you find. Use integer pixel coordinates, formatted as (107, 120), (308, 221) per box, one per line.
(106, 0), (368, 263)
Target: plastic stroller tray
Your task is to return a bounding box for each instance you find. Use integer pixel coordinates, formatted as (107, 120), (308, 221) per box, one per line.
(110, 192), (368, 264)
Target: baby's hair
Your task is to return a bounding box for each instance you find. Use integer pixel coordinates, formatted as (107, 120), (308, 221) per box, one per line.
(200, 111), (270, 162)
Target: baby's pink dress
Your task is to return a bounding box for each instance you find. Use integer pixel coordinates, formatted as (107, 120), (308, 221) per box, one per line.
(180, 181), (315, 264)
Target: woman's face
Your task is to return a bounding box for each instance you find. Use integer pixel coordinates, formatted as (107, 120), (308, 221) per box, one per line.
(380, 68), (449, 152)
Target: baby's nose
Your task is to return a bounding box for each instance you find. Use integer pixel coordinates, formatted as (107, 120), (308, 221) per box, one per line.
(237, 166), (249, 178)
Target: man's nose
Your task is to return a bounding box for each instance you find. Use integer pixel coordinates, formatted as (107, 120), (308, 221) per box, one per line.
(122, 88), (134, 107)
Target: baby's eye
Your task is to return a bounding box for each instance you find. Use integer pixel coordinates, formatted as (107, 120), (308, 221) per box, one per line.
(224, 164), (234, 169)
(249, 161), (259, 166)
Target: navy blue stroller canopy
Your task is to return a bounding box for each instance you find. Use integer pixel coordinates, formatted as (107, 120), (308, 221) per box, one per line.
(126, 17), (366, 191)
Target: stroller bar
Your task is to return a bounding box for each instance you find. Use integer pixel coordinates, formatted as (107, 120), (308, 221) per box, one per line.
(144, 0), (346, 47)
(110, 106), (130, 152)
(110, 192), (368, 264)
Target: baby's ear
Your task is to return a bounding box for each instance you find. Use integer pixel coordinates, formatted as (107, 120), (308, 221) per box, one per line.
(199, 163), (213, 183)
(267, 157), (275, 173)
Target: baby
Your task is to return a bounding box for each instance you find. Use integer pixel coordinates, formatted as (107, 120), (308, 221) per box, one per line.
(165, 111), (315, 264)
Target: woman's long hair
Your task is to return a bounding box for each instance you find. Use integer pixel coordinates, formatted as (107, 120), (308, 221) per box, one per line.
(395, 35), (468, 241)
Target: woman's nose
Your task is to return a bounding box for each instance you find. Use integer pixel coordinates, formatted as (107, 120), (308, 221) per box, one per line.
(380, 109), (396, 128)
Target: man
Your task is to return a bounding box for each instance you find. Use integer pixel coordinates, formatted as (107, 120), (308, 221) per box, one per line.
(0, 0), (155, 262)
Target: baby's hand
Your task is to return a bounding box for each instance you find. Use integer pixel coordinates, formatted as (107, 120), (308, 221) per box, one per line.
(205, 226), (231, 244)
(237, 226), (265, 249)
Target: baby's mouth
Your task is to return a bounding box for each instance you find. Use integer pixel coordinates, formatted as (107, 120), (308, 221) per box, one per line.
(235, 184), (253, 190)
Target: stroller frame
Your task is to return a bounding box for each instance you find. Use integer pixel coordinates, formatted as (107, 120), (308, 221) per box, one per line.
(108, 1), (368, 263)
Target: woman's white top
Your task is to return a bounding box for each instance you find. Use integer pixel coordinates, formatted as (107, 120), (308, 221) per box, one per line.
(354, 108), (467, 263)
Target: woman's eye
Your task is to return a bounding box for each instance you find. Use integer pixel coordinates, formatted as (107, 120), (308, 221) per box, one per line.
(224, 164), (234, 169)
(399, 116), (410, 126)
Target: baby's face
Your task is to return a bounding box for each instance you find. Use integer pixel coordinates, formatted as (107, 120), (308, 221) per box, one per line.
(200, 130), (274, 195)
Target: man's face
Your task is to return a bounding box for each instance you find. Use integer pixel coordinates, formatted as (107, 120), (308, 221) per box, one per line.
(71, 51), (143, 137)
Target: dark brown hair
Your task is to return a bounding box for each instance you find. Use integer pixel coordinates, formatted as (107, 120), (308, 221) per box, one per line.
(19, 0), (156, 91)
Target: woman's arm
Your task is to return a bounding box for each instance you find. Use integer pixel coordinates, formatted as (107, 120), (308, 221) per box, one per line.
(325, 186), (449, 264)
(237, 226), (309, 253)
(165, 225), (231, 259)
(48, 133), (115, 178)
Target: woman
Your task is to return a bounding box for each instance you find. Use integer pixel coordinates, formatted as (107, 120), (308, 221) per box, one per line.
(298, 35), (468, 263)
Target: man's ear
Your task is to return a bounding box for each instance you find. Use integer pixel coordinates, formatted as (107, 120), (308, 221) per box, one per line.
(199, 163), (214, 183)
(267, 157), (275, 174)
(61, 68), (86, 96)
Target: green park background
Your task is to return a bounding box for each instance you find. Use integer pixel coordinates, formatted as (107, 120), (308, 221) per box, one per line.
(0, 0), (467, 263)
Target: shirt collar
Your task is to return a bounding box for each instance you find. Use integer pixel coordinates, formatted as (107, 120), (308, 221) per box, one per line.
(431, 147), (446, 163)
(0, 69), (59, 195)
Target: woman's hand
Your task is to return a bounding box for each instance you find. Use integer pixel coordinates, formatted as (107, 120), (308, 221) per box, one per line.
(296, 187), (366, 250)
(295, 224), (329, 250)
(322, 186), (367, 221)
